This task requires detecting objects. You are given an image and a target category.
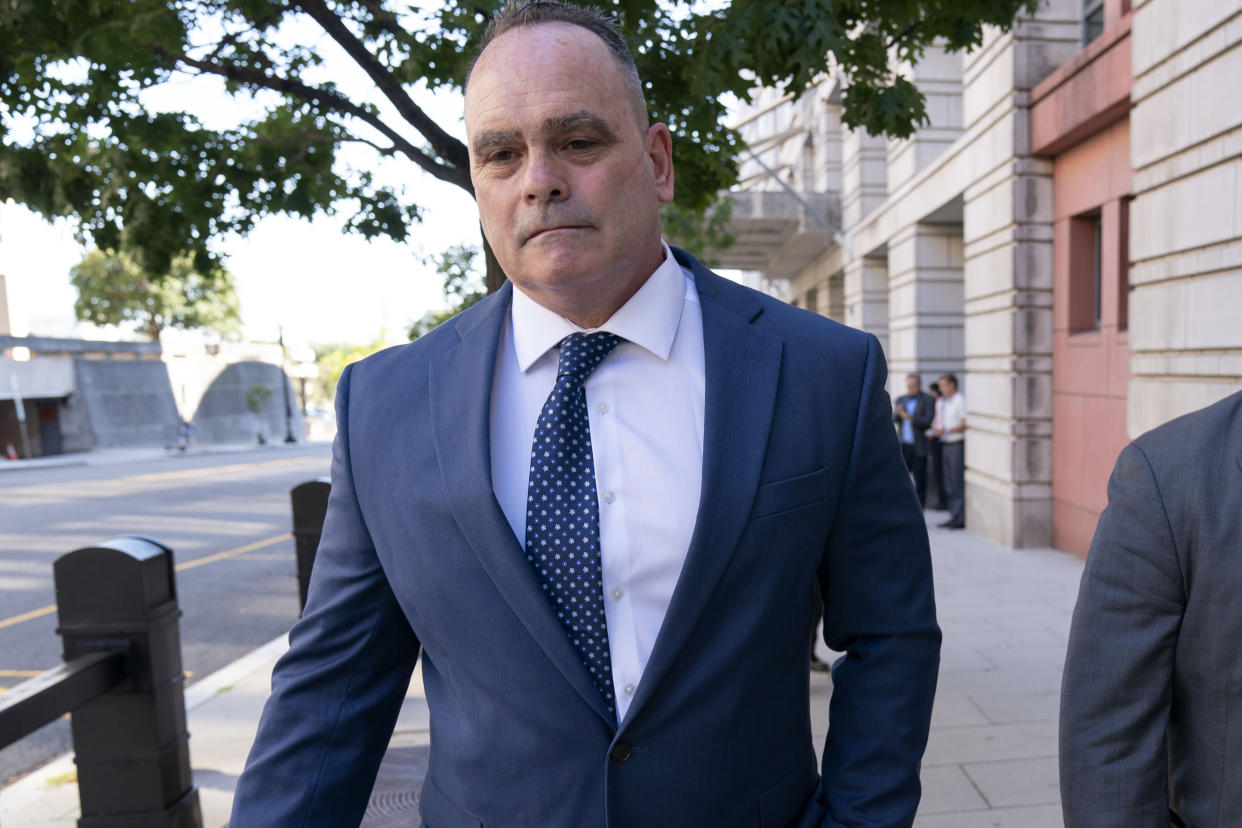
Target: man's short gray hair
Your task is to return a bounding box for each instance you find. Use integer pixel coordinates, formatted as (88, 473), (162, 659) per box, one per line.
(466, 0), (649, 129)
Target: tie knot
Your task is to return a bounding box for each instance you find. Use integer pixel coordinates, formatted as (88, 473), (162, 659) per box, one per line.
(556, 332), (622, 381)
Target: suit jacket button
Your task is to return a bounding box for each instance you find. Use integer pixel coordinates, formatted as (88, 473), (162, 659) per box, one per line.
(609, 742), (632, 764)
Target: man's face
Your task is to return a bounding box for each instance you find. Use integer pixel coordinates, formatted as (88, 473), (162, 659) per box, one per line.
(464, 23), (674, 324)
(941, 378), (957, 396)
(906, 376), (919, 396)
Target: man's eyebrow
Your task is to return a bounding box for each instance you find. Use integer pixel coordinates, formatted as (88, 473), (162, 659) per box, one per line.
(543, 111), (619, 141)
(471, 112), (620, 158)
(471, 128), (522, 157)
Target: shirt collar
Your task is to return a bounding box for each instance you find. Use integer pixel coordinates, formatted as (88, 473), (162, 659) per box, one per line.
(510, 241), (686, 372)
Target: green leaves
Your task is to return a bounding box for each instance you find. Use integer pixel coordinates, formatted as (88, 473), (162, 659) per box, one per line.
(408, 242), (486, 339)
(69, 247), (242, 340)
(3, 0), (1037, 299)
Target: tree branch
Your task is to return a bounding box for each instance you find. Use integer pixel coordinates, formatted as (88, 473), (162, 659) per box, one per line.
(352, 0), (406, 38)
(152, 43), (473, 192)
(886, 12), (943, 52)
(252, 128), (397, 161)
(293, 0), (470, 170)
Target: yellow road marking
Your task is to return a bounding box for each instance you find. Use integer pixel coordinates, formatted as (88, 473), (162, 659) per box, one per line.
(124, 458), (311, 486)
(174, 532), (290, 571)
(0, 669), (42, 677)
(0, 604), (57, 631)
(0, 455), (326, 506)
(0, 533), (293, 629)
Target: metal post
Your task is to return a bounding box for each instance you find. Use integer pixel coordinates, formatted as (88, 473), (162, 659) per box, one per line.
(290, 478), (332, 614)
(54, 536), (202, 828)
(278, 326), (296, 443)
(9, 374), (34, 459)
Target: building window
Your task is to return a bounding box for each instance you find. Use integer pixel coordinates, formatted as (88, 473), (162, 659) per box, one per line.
(1083, 0), (1105, 44)
(1069, 210), (1103, 334)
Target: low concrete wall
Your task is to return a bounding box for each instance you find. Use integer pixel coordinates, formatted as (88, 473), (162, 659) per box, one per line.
(192, 361), (306, 445)
(73, 359), (180, 448)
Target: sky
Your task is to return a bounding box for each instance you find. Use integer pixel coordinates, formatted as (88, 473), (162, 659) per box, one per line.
(0, 9), (749, 350)
(0, 12), (483, 350)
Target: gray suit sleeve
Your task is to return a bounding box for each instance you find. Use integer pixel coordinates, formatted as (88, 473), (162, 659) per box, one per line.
(1060, 441), (1185, 827)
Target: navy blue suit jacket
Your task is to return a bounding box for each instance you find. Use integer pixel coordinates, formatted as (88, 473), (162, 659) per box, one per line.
(231, 249), (940, 827)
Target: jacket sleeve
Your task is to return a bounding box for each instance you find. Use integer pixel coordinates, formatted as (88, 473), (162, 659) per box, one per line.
(1059, 441), (1183, 827)
(913, 395), (935, 431)
(818, 336), (942, 828)
(231, 362), (421, 827)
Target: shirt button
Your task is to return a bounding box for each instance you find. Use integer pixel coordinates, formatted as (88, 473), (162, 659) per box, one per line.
(597, 401), (610, 414)
(624, 684), (636, 696)
(602, 490), (615, 504)
(611, 587), (623, 600)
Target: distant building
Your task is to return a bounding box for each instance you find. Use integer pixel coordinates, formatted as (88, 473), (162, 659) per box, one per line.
(719, 0), (1242, 554)
(0, 264), (305, 457)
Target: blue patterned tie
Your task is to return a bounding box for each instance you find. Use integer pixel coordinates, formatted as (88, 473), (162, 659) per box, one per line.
(525, 331), (622, 718)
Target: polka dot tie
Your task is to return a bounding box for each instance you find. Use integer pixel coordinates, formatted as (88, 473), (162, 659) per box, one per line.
(525, 331), (622, 718)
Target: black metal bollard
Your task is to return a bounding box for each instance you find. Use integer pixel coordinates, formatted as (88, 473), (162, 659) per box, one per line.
(290, 477), (331, 614)
(54, 536), (202, 828)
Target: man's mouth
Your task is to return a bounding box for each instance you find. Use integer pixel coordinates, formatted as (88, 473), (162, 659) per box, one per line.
(525, 225), (591, 243)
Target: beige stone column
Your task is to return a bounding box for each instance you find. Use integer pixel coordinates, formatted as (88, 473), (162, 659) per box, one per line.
(840, 89), (890, 357)
(841, 129), (887, 231)
(957, 7), (1079, 547)
(825, 271), (845, 322)
(1127, 0), (1242, 434)
(0, 274), (11, 337)
(886, 222), (965, 395)
(887, 44), (964, 193)
(843, 256), (890, 355)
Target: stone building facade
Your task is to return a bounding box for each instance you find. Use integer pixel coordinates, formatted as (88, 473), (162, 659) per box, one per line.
(721, 0), (1242, 554)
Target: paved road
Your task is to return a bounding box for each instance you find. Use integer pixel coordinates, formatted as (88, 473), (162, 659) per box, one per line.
(0, 443), (332, 784)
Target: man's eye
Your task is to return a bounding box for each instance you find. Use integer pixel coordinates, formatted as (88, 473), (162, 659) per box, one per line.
(487, 150), (516, 163)
(566, 139), (595, 151)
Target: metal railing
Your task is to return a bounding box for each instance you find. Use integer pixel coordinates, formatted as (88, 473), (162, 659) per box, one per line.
(0, 536), (202, 828)
(1, 481), (334, 824)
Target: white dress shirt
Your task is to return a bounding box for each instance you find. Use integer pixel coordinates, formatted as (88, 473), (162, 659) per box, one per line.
(490, 243), (705, 722)
(941, 393), (966, 443)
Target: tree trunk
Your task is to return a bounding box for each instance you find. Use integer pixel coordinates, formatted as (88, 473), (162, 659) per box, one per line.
(481, 225), (506, 294)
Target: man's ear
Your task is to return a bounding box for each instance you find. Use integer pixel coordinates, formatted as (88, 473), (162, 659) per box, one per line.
(646, 123), (675, 204)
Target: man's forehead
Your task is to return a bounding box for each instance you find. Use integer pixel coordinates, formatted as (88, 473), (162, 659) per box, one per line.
(473, 20), (608, 71)
(467, 24), (618, 107)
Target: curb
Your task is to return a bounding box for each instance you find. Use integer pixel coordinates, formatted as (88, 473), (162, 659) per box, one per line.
(0, 441), (328, 474)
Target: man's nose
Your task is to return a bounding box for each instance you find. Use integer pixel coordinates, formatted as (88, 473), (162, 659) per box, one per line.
(523, 152), (569, 203)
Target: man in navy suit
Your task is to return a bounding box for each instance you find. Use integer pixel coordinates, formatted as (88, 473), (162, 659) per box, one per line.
(231, 3), (940, 826)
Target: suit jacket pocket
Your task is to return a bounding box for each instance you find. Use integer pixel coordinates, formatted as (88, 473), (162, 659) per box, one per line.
(749, 467), (831, 521)
(420, 774), (483, 828)
(757, 760), (820, 827)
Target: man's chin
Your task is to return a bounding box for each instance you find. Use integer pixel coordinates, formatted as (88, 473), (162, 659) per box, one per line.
(513, 246), (601, 281)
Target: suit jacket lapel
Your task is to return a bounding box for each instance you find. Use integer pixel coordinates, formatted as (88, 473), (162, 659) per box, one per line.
(428, 284), (616, 726)
(622, 251), (783, 726)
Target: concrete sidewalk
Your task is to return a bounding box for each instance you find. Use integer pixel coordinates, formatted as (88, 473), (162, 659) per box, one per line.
(0, 516), (1084, 827)
(0, 440), (325, 474)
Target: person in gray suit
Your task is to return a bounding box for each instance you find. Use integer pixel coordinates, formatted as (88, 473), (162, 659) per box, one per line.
(1060, 389), (1242, 827)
